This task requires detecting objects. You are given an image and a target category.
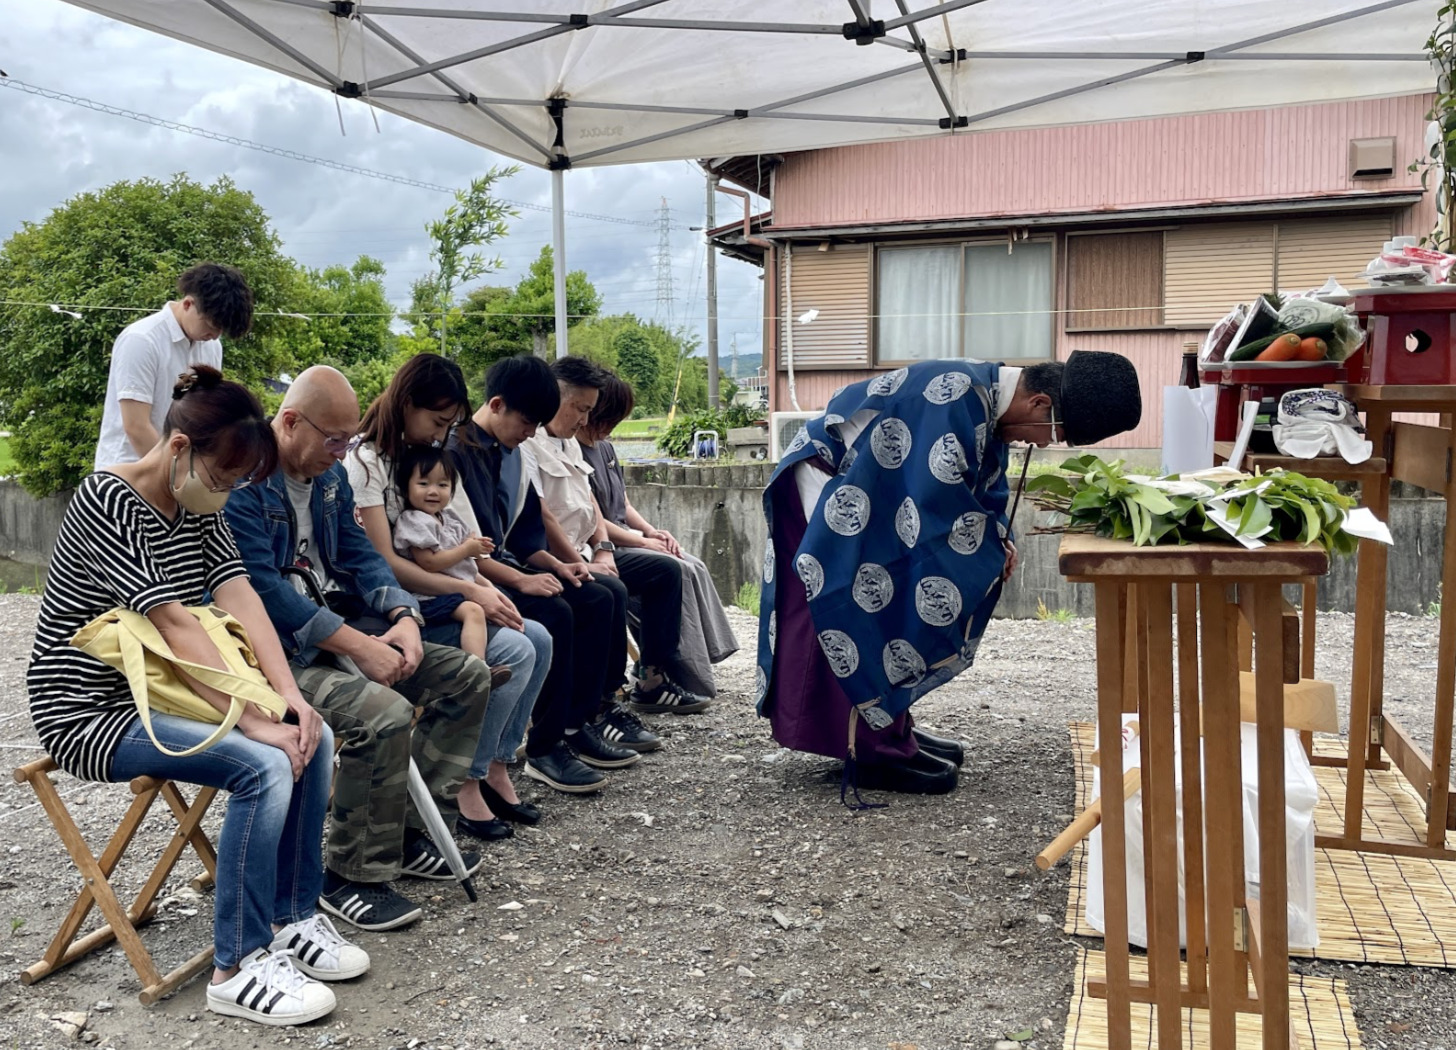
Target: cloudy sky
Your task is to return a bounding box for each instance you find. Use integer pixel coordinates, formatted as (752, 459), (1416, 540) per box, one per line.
(0, 1), (767, 361)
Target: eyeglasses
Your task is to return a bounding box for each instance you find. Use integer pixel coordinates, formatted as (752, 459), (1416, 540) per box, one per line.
(297, 412), (356, 454)
(194, 451), (254, 492)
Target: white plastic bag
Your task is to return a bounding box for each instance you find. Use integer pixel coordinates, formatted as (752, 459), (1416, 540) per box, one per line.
(1086, 716), (1319, 950)
(1161, 385), (1218, 475)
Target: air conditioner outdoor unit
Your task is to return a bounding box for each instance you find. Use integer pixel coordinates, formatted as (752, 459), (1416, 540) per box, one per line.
(769, 411), (818, 461)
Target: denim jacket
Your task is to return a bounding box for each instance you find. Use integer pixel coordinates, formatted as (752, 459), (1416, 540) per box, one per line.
(223, 463), (419, 666)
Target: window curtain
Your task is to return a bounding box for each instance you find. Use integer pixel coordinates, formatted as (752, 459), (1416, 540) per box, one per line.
(964, 241), (1053, 360)
(876, 245), (960, 361)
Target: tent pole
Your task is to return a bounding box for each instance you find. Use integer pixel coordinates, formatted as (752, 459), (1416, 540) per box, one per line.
(552, 167), (568, 359)
(706, 173), (720, 408)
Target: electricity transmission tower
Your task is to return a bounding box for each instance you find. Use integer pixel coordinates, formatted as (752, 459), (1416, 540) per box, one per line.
(654, 197), (674, 323)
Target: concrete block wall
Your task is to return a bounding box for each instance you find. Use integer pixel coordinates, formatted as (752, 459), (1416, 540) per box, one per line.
(622, 465), (1448, 619)
(0, 475), (1444, 618)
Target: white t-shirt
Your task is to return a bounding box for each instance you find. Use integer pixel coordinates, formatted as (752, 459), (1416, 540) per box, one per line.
(285, 476), (338, 596)
(344, 442), (481, 532)
(345, 444), (405, 525)
(94, 304), (224, 470)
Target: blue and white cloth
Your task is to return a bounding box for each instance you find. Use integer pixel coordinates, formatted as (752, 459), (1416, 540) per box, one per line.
(756, 360), (1013, 726)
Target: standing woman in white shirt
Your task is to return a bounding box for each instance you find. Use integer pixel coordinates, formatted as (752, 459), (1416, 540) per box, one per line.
(94, 263), (254, 471)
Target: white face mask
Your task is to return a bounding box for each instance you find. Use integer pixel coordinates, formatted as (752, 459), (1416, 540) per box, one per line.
(170, 450), (231, 515)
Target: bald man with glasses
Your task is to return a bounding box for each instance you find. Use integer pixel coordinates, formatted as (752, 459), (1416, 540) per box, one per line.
(224, 367), (494, 933)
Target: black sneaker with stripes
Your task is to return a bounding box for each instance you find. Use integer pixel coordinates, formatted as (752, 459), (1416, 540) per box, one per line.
(318, 879), (422, 932)
(205, 947), (336, 1026)
(628, 676), (712, 715)
(595, 700), (662, 752)
(400, 833), (484, 882)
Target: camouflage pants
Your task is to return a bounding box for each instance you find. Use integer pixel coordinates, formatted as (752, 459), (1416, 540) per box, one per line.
(293, 642), (492, 883)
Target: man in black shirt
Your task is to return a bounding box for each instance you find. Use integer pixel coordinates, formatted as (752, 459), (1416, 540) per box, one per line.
(449, 356), (648, 793)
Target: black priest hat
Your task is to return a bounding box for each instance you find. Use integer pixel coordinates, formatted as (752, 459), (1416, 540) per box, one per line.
(1060, 350), (1142, 446)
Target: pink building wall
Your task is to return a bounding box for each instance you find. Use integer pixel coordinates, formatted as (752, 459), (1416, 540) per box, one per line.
(772, 96), (1434, 229)
(762, 95), (1438, 449)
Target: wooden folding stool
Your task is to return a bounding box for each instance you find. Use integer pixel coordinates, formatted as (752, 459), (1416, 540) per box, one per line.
(13, 756), (219, 1005)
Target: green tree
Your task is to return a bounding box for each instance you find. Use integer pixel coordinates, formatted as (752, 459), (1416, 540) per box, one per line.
(280, 255), (394, 369)
(416, 170), (518, 355)
(657, 325), (708, 414)
(0, 175), (298, 495)
(489, 246), (602, 359)
(452, 284), (525, 386)
(614, 328), (660, 404)
(340, 344), (420, 416)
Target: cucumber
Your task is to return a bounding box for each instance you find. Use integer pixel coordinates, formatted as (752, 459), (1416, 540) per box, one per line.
(1228, 322), (1338, 361)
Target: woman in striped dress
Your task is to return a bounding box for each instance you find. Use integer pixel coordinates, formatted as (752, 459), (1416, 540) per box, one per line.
(28, 366), (366, 1026)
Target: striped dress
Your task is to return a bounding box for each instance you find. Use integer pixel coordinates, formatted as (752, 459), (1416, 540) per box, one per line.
(27, 471), (250, 781)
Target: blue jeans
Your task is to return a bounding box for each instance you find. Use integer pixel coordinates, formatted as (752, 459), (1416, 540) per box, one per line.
(421, 617), (552, 776)
(108, 713), (334, 970)
(472, 619), (552, 775)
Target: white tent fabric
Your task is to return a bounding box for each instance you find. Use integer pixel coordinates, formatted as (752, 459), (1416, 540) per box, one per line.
(63, 1), (1437, 171)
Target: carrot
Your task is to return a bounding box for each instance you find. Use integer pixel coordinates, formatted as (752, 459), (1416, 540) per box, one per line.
(1256, 333), (1302, 362)
(1294, 337), (1328, 361)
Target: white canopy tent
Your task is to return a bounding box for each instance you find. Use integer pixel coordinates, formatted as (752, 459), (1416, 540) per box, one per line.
(62, 0), (1440, 359)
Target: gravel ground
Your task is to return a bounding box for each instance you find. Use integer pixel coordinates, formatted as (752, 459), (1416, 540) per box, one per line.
(0, 594), (1452, 1050)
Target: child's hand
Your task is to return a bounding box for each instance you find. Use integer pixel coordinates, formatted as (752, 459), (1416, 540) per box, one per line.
(465, 534), (493, 559)
(476, 535), (496, 556)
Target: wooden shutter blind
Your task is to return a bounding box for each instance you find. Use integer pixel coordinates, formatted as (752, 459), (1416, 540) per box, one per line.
(778, 245), (871, 369)
(1066, 232), (1164, 330)
(1276, 216), (1390, 291)
(1163, 223), (1275, 327)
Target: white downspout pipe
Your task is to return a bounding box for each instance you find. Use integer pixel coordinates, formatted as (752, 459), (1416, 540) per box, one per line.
(783, 242), (800, 411)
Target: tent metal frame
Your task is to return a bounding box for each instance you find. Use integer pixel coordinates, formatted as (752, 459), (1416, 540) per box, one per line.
(64, 0), (1437, 357)
(192, 0), (1428, 171)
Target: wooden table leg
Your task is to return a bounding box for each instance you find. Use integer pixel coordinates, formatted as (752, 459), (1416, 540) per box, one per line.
(1252, 581), (1292, 1050)
(1139, 582), (1182, 1047)
(1096, 580), (1132, 1050)
(1176, 582), (1208, 998)
(1300, 581), (1317, 760)
(1428, 423), (1456, 847)
(1345, 406), (1392, 842)
(1201, 582), (1242, 1050)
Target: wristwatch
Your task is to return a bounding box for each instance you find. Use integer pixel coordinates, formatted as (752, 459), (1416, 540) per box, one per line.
(389, 606), (425, 628)
(594, 540), (617, 553)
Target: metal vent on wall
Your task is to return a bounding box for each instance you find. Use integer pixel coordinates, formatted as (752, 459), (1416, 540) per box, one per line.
(1349, 136), (1396, 179)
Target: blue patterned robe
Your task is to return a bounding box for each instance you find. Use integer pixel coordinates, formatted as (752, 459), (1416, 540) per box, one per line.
(755, 360), (1012, 730)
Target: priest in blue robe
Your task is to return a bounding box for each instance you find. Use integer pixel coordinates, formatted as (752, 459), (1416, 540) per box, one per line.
(755, 352), (1141, 797)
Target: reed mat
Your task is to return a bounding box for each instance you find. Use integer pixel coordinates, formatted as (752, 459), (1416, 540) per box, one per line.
(1060, 723), (1456, 968)
(1062, 947), (1361, 1050)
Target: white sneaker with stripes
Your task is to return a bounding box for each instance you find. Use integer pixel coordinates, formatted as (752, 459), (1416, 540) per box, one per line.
(270, 913), (370, 980)
(206, 948), (336, 1026)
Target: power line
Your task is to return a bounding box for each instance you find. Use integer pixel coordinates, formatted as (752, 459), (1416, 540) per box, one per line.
(0, 76), (699, 231)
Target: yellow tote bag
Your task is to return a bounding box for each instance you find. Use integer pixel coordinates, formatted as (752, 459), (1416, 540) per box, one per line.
(71, 605), (287, 758)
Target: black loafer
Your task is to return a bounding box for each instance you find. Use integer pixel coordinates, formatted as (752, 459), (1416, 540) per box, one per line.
(479, 781), (542, 826)
(457, 815), (514, 841)
(853, 749), (958, 795)
(912, 727), (965, 767)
